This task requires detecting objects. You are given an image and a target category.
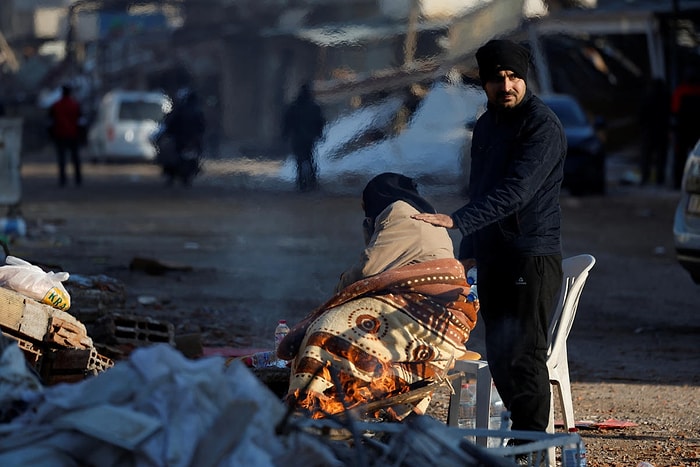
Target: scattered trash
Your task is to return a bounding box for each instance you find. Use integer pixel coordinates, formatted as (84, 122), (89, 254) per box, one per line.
(0, 342), (587, 467)
(0, 285), (113, 385)
(590, 419), (638, 429)
(0, 217), (26, 239)
(137, 295), (158, 306)
(0, 256), (71, 310)
(557, 419), (638, 430)
(129, 257), (194, 275)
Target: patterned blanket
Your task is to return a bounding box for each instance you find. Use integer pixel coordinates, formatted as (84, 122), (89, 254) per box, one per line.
(278, 258), (479, 419)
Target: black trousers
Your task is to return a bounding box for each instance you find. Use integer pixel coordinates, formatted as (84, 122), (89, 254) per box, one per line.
(478, 254), (562, 432)
(293, 141), (318, 191)
(55, 138), (81, 186)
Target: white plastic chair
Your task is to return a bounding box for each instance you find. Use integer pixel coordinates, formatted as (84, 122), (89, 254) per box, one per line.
(546, 253), (596, 435)
(447, 254), (596, 448)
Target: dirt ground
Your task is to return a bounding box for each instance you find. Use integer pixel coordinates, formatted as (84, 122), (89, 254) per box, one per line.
(6, 150), (700, 466)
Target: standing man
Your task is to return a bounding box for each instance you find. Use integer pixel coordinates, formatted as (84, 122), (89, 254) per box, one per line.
(282, 83), (325, 191)
(49, 84), (83, 187)
(413, 39), (566, 435)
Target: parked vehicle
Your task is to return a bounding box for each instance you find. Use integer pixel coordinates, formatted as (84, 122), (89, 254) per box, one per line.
(87, 90), (171, 162)
(673, 139), (700, 284)
(541, 94), (607, 196)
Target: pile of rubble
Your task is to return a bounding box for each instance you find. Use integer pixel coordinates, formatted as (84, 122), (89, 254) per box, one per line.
(0, 270), (184, 386)
(0, 340), (540, 466)
(0, 284), (113, 385)
(0, 270), (580, 466)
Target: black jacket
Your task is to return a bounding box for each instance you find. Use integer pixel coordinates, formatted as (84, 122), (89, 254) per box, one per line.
(454, 90), (566, 263)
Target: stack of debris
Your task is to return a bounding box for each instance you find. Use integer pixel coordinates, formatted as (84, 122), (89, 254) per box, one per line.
(0, 343), (574, 466)
(0, 285), (113, 385)
(68, 272), (185, 359)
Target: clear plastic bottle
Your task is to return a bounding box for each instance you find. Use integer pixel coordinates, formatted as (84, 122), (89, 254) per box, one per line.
(250, 350), (275, 368)
(488, 382), (506, 430)
(488, 383), (508, 447)
(562, 432), (587, 467)
(457, 382), (476, 429)
(274, 320), (290, 367)
(466, 266), (478, 300)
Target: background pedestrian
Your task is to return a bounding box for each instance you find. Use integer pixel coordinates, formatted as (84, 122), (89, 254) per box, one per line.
(48, 84), (83, 187)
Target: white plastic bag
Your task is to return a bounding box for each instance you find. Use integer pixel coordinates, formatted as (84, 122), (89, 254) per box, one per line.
(0, 256), (71, 310)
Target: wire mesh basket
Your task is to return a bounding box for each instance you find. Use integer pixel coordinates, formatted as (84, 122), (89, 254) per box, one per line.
(442, 426), (587, 467)
(283, 409), (587, 467)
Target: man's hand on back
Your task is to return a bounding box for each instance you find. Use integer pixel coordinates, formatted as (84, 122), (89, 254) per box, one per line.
(411, 213), (455, 229)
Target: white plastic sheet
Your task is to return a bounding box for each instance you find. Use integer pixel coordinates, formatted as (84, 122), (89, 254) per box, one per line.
(0, 343), (297, 466)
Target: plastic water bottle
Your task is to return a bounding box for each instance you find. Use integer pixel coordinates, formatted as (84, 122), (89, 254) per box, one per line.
(457, 382), (476, 429)
(466, 267), (478, 300)
(488, 383), (506, 426)
(562, 434), (587, 467)
(487, 383), (508, 447)
(274, 320), (290, 367)
(250, 350), (275, 368)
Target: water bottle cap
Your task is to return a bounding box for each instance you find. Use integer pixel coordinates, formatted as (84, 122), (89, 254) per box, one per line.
(278, 319), (287, 324)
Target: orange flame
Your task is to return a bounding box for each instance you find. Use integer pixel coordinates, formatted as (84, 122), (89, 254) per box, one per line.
(289, 361), (411, 419)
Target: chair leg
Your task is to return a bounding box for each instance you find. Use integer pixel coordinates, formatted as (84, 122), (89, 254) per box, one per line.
(547, 385), (557, 466)
(549, 373), (577, 467)
(555, 358), (576, 432)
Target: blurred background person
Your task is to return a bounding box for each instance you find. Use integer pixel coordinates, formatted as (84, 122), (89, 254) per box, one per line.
(48, 85), (83, 187)
(638, 77), (670, 186)
(162, 88), (206, 185)
(282, 83), (325, 192)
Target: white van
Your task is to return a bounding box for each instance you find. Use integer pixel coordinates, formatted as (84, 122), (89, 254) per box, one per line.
(87, 90), (171, 162)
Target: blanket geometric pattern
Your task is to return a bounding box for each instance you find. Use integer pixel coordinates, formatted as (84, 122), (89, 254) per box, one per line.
(281, 258), (479, 418)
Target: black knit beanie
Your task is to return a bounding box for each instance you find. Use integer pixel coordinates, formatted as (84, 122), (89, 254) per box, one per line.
(476, 40), (531, 83)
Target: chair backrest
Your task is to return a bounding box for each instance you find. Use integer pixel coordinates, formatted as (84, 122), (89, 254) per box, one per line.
(547, 254), (596, 364)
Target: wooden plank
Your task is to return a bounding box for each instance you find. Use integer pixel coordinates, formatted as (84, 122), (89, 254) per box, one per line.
(347, 374), (461, 419)
(0, 286), (28, 331)
(0, 288), (52, 341)
(20, 299), (55, 342)
(1, 286), (94, 347)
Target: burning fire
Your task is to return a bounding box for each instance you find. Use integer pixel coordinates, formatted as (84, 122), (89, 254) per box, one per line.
(288, 360), (412, 419)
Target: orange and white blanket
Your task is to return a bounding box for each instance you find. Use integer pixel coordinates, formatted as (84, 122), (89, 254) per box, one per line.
(278, 258), (479, 418)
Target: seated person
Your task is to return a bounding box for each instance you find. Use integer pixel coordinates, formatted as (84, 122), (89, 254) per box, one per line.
(277, 172), (479, 420)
